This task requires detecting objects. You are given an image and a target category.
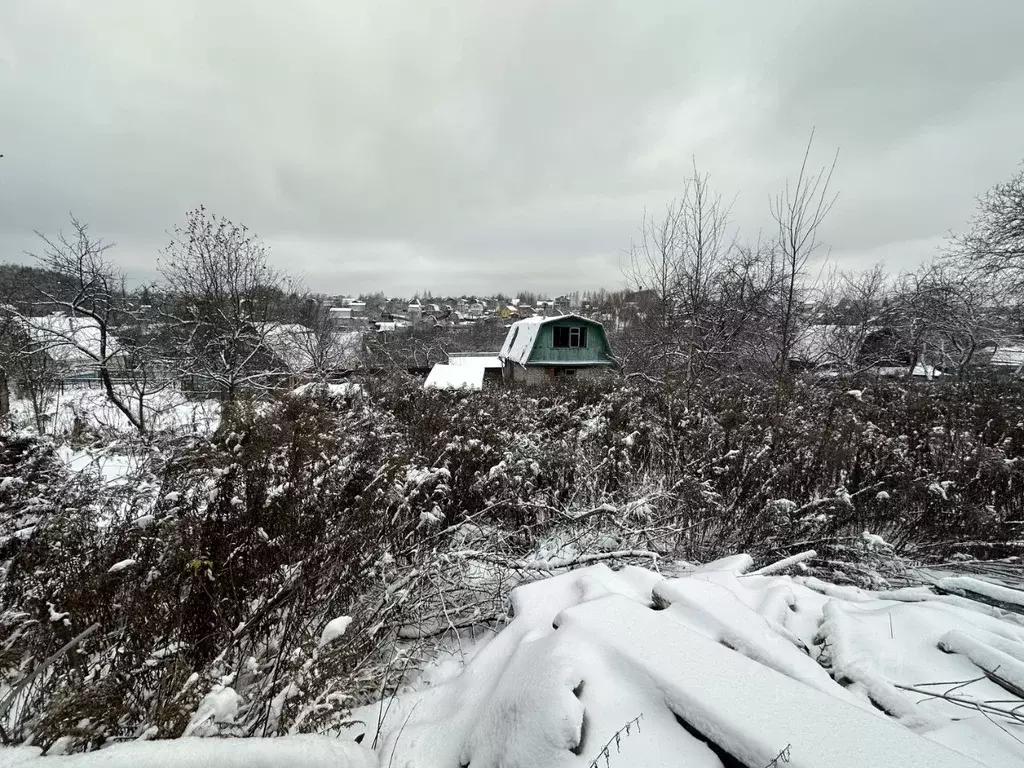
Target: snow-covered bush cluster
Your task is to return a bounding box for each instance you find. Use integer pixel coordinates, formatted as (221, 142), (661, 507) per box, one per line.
(1, 370), (1022, 753)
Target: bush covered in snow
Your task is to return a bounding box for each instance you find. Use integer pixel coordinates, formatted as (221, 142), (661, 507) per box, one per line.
(1, 369), (1023, 753)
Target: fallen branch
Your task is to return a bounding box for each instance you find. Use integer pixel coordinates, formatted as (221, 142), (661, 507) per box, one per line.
(937, 630), (1024, 699)
(587, 713), (643, 768)
(450, 549), (660, 572)
(896, 679), (1023, 721)
(747, 550), (817, 577)
(763, 743), (792, 767)
(933, 576), (1024, 617)
(0, 622), (101, 719)
(397, 612), (501, 640)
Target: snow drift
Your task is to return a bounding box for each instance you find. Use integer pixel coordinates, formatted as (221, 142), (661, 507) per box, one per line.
(361, 558), (1024, 767)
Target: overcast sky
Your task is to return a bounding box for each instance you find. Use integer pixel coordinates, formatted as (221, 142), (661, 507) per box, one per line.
(3, 1), (1024, 297)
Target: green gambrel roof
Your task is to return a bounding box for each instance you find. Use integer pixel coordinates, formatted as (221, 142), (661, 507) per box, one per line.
(498, 314), (610, 366)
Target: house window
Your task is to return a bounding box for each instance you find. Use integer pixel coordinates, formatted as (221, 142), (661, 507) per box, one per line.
(553, 326), (587, 348)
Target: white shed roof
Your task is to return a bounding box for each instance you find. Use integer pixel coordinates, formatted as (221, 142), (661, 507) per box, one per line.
(424, 363), (484, 391)
(447, 354), (502, 368)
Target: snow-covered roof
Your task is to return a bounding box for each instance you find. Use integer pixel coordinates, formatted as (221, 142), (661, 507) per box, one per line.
(790, 324), (863, 366)
(262, 324), (363, 372)
(991, 345), (1024, 368)
(874, 363), (942, 379)
(498, 315), (549, 365)
(424, 363), (484, 391)
(375, 321), (410, 332)
(262, 324), (318, 372)
(498, 314), (604, 366)
(447, 354), (502, 369)
(22, 314), (123, 367)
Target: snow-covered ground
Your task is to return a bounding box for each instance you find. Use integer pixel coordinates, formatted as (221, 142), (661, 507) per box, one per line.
(9, 386), (219, 438)
(55, 445), (142, 486)
(357, 555), (1024, 767)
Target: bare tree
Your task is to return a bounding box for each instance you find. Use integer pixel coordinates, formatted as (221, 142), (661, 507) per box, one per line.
(0, 314), (60, 433)
(623, 163), (738, 391)
(265, 305), (363, 381)
(624, 139), (838, 395)
(890, 260), (996, 378)
(769, 132), (838, 380)
(21, 217), (164, 434)
(957, 163), (1024, 310)
(159, 208), (291, 414)
(715, 236), (783, 376)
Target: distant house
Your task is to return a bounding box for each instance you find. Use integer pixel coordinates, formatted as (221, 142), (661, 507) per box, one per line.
(789, 324), (908, 372)
(262, 323), (363, 373)
(498, 314), (616, 384)
(374, 320), (410, 333)
(18, 314), (128, 382)
(789, 325), (863, 370)
(327, 306), (354, 328)
(262, 323), (317, 373)
(989, 341), (1024, 375)
(468, 302), (484, 318)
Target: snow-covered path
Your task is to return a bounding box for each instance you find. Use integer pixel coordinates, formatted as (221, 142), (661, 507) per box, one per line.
(364, 557), (1024, 767)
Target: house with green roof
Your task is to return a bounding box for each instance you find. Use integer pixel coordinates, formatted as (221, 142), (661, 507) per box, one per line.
(497, 314), (617, 385)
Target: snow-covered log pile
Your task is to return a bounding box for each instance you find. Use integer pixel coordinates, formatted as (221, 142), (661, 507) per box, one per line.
(360, 555), (1024, 767)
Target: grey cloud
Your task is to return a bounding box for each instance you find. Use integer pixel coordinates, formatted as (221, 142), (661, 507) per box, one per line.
(3, 0), (1024, 296)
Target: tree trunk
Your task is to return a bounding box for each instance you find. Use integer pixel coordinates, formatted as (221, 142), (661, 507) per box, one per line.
(100, 364), (145, 435)
(0, 371), (9, 418)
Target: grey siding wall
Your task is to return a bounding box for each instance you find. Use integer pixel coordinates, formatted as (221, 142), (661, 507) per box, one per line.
(574, 367), (611, 382)
(506, 364), (613, 385)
